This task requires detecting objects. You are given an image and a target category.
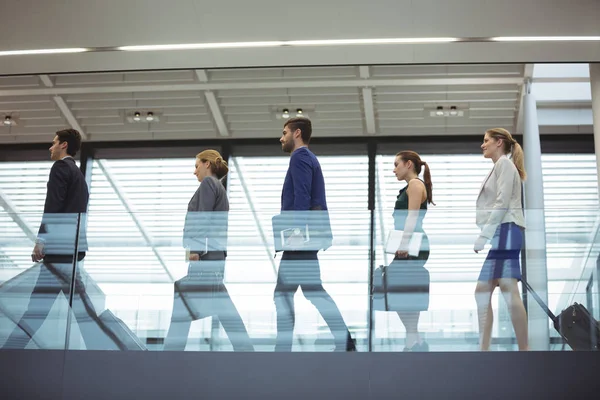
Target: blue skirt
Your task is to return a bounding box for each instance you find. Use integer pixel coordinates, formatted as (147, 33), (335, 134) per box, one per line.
(478, 222), (523, 282)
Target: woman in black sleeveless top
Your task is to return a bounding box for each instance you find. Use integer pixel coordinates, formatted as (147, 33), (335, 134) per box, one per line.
(387, 151), (435, 351)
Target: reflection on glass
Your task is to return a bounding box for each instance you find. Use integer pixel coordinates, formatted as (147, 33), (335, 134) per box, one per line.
(0, 151), (598, 352)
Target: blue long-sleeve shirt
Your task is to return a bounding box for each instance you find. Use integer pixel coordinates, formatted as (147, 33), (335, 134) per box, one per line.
(281, 147), (328, 212)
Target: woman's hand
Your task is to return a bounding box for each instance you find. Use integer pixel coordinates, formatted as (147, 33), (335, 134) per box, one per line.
(473, 236), (487, 253)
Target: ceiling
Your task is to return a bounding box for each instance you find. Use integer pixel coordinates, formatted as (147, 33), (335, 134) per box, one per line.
(0, 63), (595, 144)
(0, 63), (534, 144)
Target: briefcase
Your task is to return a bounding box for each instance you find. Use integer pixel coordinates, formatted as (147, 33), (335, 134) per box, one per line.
(98, 309), (147, 351)
(272, 210), (333, 252)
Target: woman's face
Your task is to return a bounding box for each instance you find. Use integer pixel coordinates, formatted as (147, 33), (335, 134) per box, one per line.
(481, 132), (502, 159)
(194, 158), (210, 182)
(393, 156), (411, 181)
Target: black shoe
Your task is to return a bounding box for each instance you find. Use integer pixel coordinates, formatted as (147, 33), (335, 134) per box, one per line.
(335, 334), (357, 352)
(346, 337), (357, 352)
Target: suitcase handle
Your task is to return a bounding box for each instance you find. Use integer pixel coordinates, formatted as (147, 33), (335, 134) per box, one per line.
(522, 280), (558, 323)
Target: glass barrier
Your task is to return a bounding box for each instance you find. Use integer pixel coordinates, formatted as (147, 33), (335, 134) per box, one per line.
(1, 208), (599, 352)
(0, 212), (96, 350)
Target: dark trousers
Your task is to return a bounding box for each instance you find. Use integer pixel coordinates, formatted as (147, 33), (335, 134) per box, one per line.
(2, 254), (104, 349)
(273, 250), (350, 351)
(163, 253), (253, 351)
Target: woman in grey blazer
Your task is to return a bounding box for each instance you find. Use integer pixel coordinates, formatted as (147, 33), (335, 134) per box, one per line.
(474, 128), (528, 351)
(163, 150), (253, 351)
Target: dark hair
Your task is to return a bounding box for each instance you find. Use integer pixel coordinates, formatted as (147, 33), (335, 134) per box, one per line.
(56, 128), (82, 156)
(284, 117), (312, 144)
(485, 128), (526, 181)
(196, 149), (229, 179)
(396, 150), (435, 205)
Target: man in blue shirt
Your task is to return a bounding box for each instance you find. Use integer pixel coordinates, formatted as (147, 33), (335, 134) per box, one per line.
(274, 117), (356, 352)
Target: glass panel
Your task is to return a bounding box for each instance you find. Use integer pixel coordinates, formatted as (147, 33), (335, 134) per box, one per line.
(0, 160), (82, 349)
(226, 154), (370, 351)
(374, 154), (491, 351)
(3, 151), (597, 352)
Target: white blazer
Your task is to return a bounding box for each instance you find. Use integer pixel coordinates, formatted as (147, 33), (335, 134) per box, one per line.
(476, 155), (526, 239)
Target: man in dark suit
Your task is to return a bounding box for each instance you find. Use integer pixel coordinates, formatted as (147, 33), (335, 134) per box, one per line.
(3, 129), (100, 349)
(274, 117), (356, 352)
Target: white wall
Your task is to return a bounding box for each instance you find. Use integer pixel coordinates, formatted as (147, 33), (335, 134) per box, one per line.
(0, 0), (599, 75)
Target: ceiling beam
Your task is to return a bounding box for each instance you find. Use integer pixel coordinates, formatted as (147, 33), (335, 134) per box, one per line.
(0, 77), (525, 97)
(194, 70), (230, 137)
(38, 74), (88, 140)
(53, 96), (88, 139)
(38, 74), (54, 88)
(359, 66), (376, 135)
(514, 64), (534, 135)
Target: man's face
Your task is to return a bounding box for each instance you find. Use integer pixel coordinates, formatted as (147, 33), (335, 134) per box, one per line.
(280, 126), (296, 153)
(49, 135), (66, 161)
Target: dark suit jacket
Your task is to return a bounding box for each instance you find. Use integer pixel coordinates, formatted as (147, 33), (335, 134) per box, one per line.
(38, 157), (89, 257)
(279, 147), (332, 251)
(281, 147), (328, 212)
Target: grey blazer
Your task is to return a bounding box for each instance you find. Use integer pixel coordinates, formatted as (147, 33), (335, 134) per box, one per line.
(476, 155), (526, 239)
(182, 176), (229, 254)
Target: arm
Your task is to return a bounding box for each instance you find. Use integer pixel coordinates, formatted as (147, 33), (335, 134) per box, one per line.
(289, 153), (313, 231)
(479, 159), (515, 240)
(290, 153), (312, 211)
(397, 180), (425, 256)
(183, 178), (218, 254)
(38, 161), (70, 236)
(33, 161), (70, 261)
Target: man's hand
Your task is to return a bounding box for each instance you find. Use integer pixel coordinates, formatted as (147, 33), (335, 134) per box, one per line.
(31, 242), (45, 262)
(395, 250), (409, 259)
(474, 236), (488, 253)
(189, 253), (200, 261)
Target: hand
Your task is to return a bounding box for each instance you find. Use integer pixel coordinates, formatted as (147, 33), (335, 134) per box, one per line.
(395, 250), (408, 259)
(188, 253), (200, 261)
(474, 236), (487, 253)
(31, 242), (45, 262)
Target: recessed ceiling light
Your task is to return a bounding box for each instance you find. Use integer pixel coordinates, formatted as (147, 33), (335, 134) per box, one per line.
(0, 48), (88, 57)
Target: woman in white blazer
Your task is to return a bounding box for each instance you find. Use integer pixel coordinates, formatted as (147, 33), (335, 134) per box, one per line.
(474, 128), (528, 351)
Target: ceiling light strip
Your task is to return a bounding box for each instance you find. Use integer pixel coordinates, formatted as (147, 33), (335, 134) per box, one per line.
(1, 36), (600, 56)
(0, 48), (89, 56)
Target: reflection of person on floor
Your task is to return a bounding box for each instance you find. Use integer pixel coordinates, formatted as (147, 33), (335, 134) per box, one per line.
(163, 150), (253, 351)
(474, 128), (528, 351)
(388, 151), (434, 352)
(274, 117), (356, 352)
(3, 129), (99, 349)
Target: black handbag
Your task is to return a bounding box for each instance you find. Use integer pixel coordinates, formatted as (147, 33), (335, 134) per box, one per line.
(372, 260), (430, 312)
